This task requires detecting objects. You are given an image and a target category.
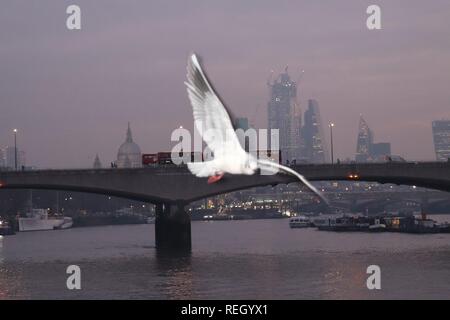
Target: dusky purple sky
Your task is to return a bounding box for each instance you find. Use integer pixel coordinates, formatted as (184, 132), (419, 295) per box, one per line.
(1, 0), (449, 168)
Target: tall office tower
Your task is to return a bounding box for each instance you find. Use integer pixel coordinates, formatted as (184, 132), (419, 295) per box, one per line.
(4, 147), (26, 169)
(3, 147), (25, 170)
(267, 68), (300, 163)
(355, 115), (374, 162)
(290, 102), (303, 162)
(0, 148), (5, 167)
(371, 142), (391, 160)
(432, 120), (450, 161)
(302, 99), (327, 163)
(5, 147), (15, 168)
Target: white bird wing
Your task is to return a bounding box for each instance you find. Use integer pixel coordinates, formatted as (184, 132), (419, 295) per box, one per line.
(257, 158), (329, 205)
(185, 53), (244, 158)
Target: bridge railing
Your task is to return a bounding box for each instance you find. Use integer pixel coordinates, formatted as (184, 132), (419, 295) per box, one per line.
(1, 160), (449, 174)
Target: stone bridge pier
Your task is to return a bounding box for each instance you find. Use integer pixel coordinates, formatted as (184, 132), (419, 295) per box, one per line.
(155, 202), (191, 251)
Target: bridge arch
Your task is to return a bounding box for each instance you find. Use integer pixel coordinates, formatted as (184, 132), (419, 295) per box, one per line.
(0, 183), (168, 205)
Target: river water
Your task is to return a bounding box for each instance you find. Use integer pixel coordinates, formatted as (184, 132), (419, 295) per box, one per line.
(1, 216), (450, 299)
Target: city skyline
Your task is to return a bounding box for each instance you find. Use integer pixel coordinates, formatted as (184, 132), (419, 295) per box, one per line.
(1, 1), (450, 168)
(1, 115), (446, 169)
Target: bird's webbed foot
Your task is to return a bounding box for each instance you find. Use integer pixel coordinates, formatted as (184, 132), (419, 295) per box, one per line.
(207, 172), (225, 184)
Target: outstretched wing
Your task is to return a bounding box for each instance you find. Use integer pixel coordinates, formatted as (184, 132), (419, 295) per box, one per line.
(185, 53), (244, 158)
(257, 159), (329, 205)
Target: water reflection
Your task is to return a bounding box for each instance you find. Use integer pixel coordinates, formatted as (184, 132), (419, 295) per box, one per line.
(0, 219), (448, 299)
(155, 250), (193, 299)
(0, 235), (3, 264)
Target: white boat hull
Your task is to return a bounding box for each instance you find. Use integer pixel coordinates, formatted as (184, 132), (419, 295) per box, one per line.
(18, 217), (73, 232)
(289, 216), (311, 228)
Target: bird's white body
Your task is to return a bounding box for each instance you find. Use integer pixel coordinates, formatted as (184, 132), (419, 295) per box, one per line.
(188, 150), (256, 177)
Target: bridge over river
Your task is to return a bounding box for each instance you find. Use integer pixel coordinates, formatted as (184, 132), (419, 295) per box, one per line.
(1, 161), (449, 250)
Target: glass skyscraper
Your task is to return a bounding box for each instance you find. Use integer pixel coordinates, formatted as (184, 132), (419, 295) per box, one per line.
(355, 115), (373, 162)
(432, 120), (450, 161)
(302, 99), (327, 163)
(355, 116), (392, 162)
(371, 142), (391, 159)
(267, 69), (301, 163)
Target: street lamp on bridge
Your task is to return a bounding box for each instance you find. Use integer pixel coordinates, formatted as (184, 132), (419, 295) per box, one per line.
(13, 129), (18, 171)
(329, 122), (335, 164)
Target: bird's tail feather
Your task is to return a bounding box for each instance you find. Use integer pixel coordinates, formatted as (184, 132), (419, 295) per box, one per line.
(257, 159), (329, 205)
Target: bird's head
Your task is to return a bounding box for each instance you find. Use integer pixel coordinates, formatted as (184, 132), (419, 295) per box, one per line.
(242, 154), (258, 175)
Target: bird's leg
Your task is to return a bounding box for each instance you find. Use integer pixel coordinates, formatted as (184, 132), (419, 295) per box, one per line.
(207, 171), (225, 184)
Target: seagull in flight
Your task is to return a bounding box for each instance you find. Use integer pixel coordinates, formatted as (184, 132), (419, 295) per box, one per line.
(184, 53), (327, 203)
